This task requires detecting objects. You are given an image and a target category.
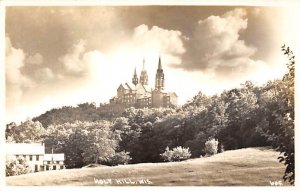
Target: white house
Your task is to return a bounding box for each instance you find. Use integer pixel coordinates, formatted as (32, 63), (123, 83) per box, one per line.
(44, 153), (65, 170)
(6, 143), (65, 172)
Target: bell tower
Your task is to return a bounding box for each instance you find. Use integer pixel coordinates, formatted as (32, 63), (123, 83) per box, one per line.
(132, 67), (138, 85)
(155, 56), (165, 90)
(139, 58), (148, 85)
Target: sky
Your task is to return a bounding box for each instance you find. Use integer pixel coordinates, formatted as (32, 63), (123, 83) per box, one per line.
(5, 5), (300, 124)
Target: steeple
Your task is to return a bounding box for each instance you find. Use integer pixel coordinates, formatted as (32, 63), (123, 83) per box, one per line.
(140, 58), (148, 85)
(158, 56), (162, 70)
(155, 56), (165, 90)
(142, 58), (146, 70)
(132, 67), (138, 85)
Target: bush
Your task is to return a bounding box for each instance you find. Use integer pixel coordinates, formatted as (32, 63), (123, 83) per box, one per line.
(160, 147), (173, 162)
(160, 146), (191, 162)
(204, 138), (219, 156)
(6, 156), (31, 176)
(107, 151), (132, 166)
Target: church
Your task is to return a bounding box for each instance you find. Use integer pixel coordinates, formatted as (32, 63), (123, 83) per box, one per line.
(109, 57), (178, 109)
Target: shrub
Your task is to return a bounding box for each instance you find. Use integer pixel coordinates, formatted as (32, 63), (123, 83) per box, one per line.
(160, 146), (191, 162)
(204, 138), (219, 156)
(160, 147), (173, 162)
(6, 156), (31, 176)
(108, 151), (132, 166)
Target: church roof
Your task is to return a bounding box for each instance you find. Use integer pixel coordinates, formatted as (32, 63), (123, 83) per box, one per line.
(117, 84), (125, 90)
(125, 82), (136, 90)
(143, 85), (152, 92)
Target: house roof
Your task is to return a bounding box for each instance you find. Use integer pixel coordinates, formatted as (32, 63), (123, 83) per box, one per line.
(6, 143), (45, 155)
(44, 153), (65, 161)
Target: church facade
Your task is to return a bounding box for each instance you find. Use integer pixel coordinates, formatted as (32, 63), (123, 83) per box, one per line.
(109, 57), (178, 109)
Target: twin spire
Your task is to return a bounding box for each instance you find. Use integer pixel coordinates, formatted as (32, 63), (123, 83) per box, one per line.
(132, 58), (148, 85)
(132, 56), (164, 90)
(139, 58), (148, 85)
(142, 58), (146, 71)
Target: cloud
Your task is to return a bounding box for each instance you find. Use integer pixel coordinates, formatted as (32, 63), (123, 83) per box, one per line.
(181, 8), (267, 82)
(59, 40), (108, 80)
(34, 67), (55, 82)
(6, 37), (34, 110)
(25, 53), (43, 65)
(133, 24), (185, 55)
(6, 36), (111, 123)
(132, 24), (186, 66)
(82, 50), (108, 84)
(6, 37), (58, 122)
(59, 39), (87, 74)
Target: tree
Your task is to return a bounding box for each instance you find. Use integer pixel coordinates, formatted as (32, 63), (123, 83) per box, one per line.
(107, 151), (132, 166)
(44, 123), (70, 153)
(6, 122), (17, 142)
(204, 138), (219, 156)
(257, 45), (294, 185)
(6, 156), (31, 176)
(12, 119), (46, 143)
(217, 85), (260, 150)
(81, 121), (119, 164)
(183, 91), (212, 109)
(63, 122), (88, 168)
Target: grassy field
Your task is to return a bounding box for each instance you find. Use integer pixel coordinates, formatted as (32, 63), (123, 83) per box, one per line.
(6, 147), (290, 186)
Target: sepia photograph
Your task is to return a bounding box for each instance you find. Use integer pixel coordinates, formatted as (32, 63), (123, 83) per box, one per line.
(2, 0), (299, 188)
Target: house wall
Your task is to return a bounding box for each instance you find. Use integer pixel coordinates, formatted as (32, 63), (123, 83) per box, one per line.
(43, 161), (65, 171)
(14, 154), (44, 172)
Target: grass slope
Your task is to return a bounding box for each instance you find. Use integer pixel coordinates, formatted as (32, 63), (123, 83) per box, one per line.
(6, 147), (289, 186)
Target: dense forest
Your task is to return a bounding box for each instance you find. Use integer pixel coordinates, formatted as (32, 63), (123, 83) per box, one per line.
(31, 102), (116, 127)
(6, 46), (294, 184)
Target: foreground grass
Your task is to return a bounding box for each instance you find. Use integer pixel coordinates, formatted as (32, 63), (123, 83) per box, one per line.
(6, 147), (289, 186)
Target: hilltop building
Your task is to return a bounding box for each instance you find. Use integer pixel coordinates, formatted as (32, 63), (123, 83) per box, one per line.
(108, 57), (177, 110)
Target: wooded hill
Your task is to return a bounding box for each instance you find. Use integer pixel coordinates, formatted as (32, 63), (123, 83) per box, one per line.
(6, 46), (295, 184)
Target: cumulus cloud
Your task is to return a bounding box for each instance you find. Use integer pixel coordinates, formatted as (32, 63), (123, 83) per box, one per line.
(6, 37), (34, 109)
(83, 50), (107, 80)
(25, 53), (43, 65)
(59, 39), (107, 80)
(59, 39), (87, 74)
(6, 37), (58, 122)
(33, 67), (55, 82)
(6, 36), (110, 123)
(132, 24), (186, 66)
(181, 8), (268, 83)
(133, 24), (185, 55)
